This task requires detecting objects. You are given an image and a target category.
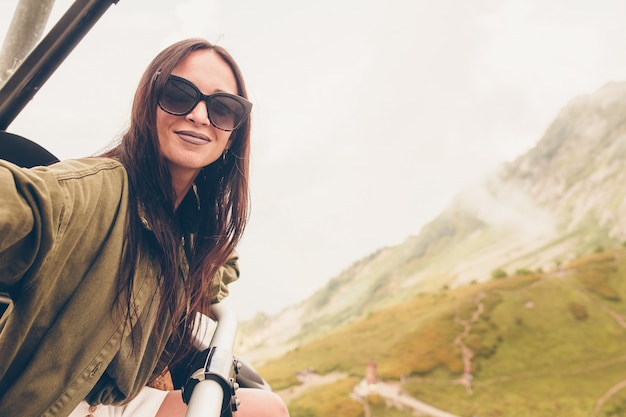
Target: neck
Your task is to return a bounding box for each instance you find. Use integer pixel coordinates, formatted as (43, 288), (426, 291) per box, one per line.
(170, 168), (200, 209)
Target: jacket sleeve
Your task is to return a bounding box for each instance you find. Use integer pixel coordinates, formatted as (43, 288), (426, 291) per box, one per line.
(0, 160), (61, 292)
(209, 251), (240, 303)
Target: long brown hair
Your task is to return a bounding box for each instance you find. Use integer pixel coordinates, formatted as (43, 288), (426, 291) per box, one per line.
(101, 38), (251, 371)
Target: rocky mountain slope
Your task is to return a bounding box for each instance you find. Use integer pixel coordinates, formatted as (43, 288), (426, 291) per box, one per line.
(236, 80), (626, 364)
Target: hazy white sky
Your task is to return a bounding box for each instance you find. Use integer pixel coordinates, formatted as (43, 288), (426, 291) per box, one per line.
(2, 0), (626, 319)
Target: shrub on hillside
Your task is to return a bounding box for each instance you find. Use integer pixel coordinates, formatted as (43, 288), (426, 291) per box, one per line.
(579, 271), (621, 302)
(568, 301), (589, 320)
(465, 333), (498, 358)
(491, 268), (507, 280)
(384, 319), (464, 378)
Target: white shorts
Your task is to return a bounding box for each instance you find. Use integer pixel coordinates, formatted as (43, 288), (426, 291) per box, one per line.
(68, 387), (169, 417)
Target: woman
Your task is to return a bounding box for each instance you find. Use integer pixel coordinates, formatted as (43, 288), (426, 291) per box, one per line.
(0, 38), (289, 417)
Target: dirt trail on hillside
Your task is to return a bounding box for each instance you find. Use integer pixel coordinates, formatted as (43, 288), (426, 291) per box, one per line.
(373, 381), (462, 417)
(276, 371), (462, 417)
(453, 291), (486, 394)
(275, 371), (347, 403)
(469, 354), (626, 387)
(590, 378), (626, 417)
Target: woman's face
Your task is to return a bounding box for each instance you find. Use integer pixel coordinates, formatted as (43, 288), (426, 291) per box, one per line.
(156, 49), (239, 184)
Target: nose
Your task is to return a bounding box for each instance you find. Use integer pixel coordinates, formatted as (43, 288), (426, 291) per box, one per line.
(185, 99), (211, 125)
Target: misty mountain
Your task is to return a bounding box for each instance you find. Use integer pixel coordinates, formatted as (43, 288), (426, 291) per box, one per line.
(236, 80), (626, 364)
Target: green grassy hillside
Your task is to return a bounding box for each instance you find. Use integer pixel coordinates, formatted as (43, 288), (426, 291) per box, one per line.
(238, 83), (626, 368)
(259, 247), (626, 417)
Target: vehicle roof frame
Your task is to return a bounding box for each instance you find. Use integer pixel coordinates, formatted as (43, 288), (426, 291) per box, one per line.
(0, 0), (120, 130)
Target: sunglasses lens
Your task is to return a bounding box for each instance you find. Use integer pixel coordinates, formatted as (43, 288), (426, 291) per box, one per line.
(160, 78), (198, 114)
(209, 96), (248, 131)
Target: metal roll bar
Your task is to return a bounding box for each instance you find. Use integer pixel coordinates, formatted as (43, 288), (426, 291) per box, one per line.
(0, 0), (120, 130)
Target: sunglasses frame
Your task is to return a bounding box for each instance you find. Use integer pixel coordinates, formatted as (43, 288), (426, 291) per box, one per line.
(156, 73), (252, 132)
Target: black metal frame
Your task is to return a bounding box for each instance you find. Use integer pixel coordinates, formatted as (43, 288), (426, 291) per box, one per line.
(0, 0), (120, 130)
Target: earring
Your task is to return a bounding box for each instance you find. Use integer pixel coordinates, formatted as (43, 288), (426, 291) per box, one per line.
(222, 149), (228, 162)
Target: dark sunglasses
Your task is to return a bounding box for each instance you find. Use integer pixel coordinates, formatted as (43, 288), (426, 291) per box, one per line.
(157, 74), (252, 132)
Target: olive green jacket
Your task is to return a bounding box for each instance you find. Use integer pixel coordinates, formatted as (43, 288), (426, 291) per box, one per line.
(0, 158), (239, 417)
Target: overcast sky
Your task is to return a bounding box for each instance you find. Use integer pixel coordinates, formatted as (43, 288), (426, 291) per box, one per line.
(2, 0), (626, 319)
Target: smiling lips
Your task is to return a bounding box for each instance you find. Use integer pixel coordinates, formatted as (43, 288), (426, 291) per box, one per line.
(176, 130), (212, 145)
